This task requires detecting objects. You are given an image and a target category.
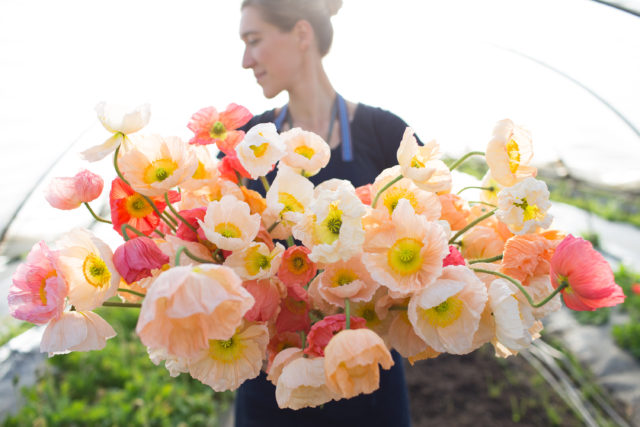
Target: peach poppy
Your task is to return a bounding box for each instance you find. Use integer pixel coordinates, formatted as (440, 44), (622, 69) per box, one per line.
(118, 134), (198, 197)
(263, 166), (314, 240)
(324, 328), (394, 399)
(55, 228), (120, 311)
(496, 177), (553, 235)
(237, 123), (285, 179)
(279, 127), (331, 177)
(479, 171), (503, 206)
(198, 195), (261, 251)
(40, 311), (116, 356)
(45, 169), (104, 210)
(317, 255), (379, 307)
(408, 265), (488, 354)
(305, 314), (367, 357)
(267, 347), (304, 385)
(156, 234), (216, 267)
(8, 241), (67, 324)
(117, 277), (147, 303)
(148, 347), (189, 377)
(225, 242), (284, 280)
(277, 246), (317, 287)
(362, 199), (449, 297)
(485, 118), (537, 187)
(136, 264), (254, 358)
(460, 225), (506, 260)
(187, 104), (252, 153)
(240, 186), (267, 215)
(500, 233), (558, 284)
(179, 145), (219, 191)
(355, 184), (373, 206)
(438, 193), (470, 231)
(387, 311), (439, 364)
(488, 278), (537, 352)
(521, 275), (562, 319)
(178, 175), (244, 211)
(81, 101), (150, 161)
(243, 276), (286, 322)
(187, 322), (269, 391)
(292, 179), (366, 263)
(396, 128), (452, 193)
(550, 234), (625, 311)
(276, 356), (339, 409)
(306, 274), (340, 315)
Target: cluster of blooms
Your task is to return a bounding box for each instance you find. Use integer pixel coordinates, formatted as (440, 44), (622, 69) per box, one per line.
(8, 102), (626, 410)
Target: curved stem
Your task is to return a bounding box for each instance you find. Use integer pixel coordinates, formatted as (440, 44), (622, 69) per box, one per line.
(175, 246), (214, 266)
(448, 208), (496, 244)
(117, 288), (146, 298)
(260, 176), (270, 193)
(141, 194), (176, 233)
(102, 301), (141, 308)
(165, 192), (197, 234)
(113, 143), (129, 184)
(469, 254), (503, 264)
(267, 220), (280, 233)
(468, 201), (497, 208)
(457, 186), (494, 195)
(162, 210), (179, 226)
(153, 228), (165, 238)
(372, 175), (403, 208)
(121, 224), (146, 241)
(345, 299), (351, 329)
(83, 203), (111, 224)
(286, 235), (295, 248)
(448, 151), (485, 172)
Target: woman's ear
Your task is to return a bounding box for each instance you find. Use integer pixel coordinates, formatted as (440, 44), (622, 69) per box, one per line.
(292, 19), (314, 52)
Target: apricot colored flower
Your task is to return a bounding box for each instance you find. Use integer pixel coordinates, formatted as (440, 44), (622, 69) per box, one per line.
(279, 127), (331, 176)
(396, 128), (452, 192)
(317, 255), (379, 307)
(219, 150), (252, 182)
(45, 169), (104, 210)
(408, 265), (488, 354)
(199, 195), (261, 251)
(8, 241), (67, 324)
(263, 166), (314, 239)
(237, 123), (285, 179)
(40, 311), (116, 356)
(438, 193), (470, 231)
(136, 265), (254, 358)
(324, 328), (394, 399)
(187, 104), (252, 153)
(550, 235), (624, 311)
(305, 314), (367, 357)
(460, 225), (506, 260)
(355, 184), (373, 205)
(118, 134), (198, 197)
(488, 278), (537, 352)
(148, 347), (189, 377)
(307, 275), (341, 315)
(267, 347), (304, 385)
(387, 311), (438, 364)
(362, 199), (449, 297)
(485, 118), (537, 187)
(292, 179), (366, 263)
(56, 228), (120, 311)
(479, 171), (503, 206)
(81, 101), (150, 161)
(276, 357), (338, 409)
(370, 166), (441, 221)
(243, 277), (285, 322)
(157, 235), (216, 267)
(496, 177), (552, 235)
(349, 290), (394, 338)
(240, 186), (267, 215)
(180, 146), (219, 191)
(187, 322), (269, 391)
(225, 242), (284, 280)
(500, 233), (558, 284)
(522, 275), (562, 319)
(113, 236), (169, 284)
(109, 177), (179, 239)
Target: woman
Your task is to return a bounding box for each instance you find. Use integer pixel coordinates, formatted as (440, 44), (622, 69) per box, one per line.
(234, 1), (413, 426)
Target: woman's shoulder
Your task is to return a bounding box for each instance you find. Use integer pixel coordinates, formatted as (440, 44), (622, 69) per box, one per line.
(240, 108), (277, 132)
(353, 103), (410, 135)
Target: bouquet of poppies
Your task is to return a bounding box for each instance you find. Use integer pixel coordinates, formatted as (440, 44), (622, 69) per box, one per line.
(7, 102), (626, 410)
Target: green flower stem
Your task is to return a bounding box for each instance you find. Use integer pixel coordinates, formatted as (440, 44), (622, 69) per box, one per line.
(468, 201), (497, 208)
(235, 171), (245, 187)
(287, 235), (295, 248)
(165, 192), (198, 234)
(117, 288), (146, 298)
(175, 246), (215, 266)
(162, 210), (179, 226)
(448, 151), (485, 172)
(153, 228), (166, 238)
(389, 305), (408, 311)
(448, 208), (497, 244)
(469, 255), (503, 264)
(121, 224), (146, 241)
(83, 203), (112, 224)
(141, 194), (176, 233)
(213, 249), (223, 263)
(345, 299), (351, 329)
(456, 185), (494, 195)
(102, 301), (141, 308)
(260, 176), (270, 193)
(471, 268), (568, 308)
(113, 144), (129, 184)
(300, 331), (307, 351)
(267, 221), (280, 233)
(372, 174), (403, 208)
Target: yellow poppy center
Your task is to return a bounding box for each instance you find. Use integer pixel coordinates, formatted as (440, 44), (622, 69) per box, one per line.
(278, 192), (305, 217)
(249, 142), (270, 158)
(39, 270), (57, 305)
(125, 194), (154, 218)
(354, 303), (381, 328)
(294, 145), (315, 159)
(410, 155), (425, 168)
(383, 187), (418, 215)
(82, 254), (111, 288)
(388, 237), (423, 275)
(244, 246), (271, 276)
(421, 296), (464, 328)
(506, 138), (520, 174)
(214, 222), (242, 238)
(315, 202), (342, 245)
(514, 198), (543, 222)
(209, 121), (227, 140)
(285, 297), (308, 315)
(286, 254), (309, 275)
(143, 159), (178, 184)
(331, 269), (358, 287)
(192, 161), (207, 180)
(208, 335), (245, 363)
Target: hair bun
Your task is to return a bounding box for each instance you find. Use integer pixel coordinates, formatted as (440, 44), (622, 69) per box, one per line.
(324, 0), (343, 16)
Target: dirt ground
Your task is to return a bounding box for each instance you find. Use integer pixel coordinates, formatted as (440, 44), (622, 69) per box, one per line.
(404, 346), (583, 427)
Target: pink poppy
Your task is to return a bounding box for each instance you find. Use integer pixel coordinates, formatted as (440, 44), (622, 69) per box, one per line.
(550, 235), (625, 311)
(632, 283), (640, 295)
(218, 151), (252, 183)
(275, 283), (311, 334)
(442, 245), (465, 267)
(266, 332), (303, 371)
(304, 314), (367, 357)
(113, 236), (169, 284)
(187, 104), (252, 153)
(243, 277), (286, 322)
(175, 207), (207, 242)
(8, 241), (67, 324)
(45, 169), (104, 210)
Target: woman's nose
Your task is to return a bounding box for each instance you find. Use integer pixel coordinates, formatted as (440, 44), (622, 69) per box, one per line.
(242, 48), (255, 69)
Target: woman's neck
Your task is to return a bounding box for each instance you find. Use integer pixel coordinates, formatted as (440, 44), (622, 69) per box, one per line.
(286, 63), (336, 132)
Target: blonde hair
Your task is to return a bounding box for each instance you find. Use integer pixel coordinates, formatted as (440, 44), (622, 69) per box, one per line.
(241, 0), (343, 56)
